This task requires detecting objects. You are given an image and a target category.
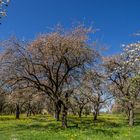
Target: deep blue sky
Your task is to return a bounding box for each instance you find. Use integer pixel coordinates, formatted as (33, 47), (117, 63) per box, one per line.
(0, 0), (140, 55)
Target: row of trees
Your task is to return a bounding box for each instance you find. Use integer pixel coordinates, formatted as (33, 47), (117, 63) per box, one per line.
(0, 25), (139, 127)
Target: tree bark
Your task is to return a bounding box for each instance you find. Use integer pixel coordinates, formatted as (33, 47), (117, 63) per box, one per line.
(27, 109), (32, 117)
(61, 93), (68, 128)
(93, 105), (99, 121)
(54, 100), (61, 121)
(78, 107), (83, 118)
(128, 103), (134, 126)
(26, 103), (31, 117)
(70, 106), (76, 116)
(0, 105), (4, 114)
(93, 111), (98, 121)
(62, 104), (68, 128)
(15, 104), (20, 119)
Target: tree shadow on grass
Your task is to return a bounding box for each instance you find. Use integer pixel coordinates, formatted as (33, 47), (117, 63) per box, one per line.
(0, 115), (124, 138)
(0, 119), (120, 138)
(86, 128), (118, 137)
(67, 118), (120, 137)
(133, 120), (140, 126)
(94, 119), (124, 127)
(68, 116), (125, 129)
(14, 123), (57, 131)
(68, 124), (119, 137)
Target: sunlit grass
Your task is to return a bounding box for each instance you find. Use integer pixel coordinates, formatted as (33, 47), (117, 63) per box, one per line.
(0, 114), (140, 140)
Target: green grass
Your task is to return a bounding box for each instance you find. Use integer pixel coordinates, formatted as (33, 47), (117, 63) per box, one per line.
(0, 114), (140, 140)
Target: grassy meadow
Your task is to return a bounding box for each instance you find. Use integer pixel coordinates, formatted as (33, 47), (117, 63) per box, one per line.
(0, 114), (140, 140)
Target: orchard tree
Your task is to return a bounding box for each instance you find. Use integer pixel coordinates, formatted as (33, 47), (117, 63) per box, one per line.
(71, 87), (89, 118)
(8, 89), (26, 119)
(21, 88), (46, 117)
(104, 42), (140, 126)
(1, 25), (99, 128)
(84, 70), (112, 121)
(0, 89), (7, 114)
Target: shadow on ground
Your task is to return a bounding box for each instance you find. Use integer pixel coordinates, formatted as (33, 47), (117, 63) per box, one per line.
(0, 115), (125, 137)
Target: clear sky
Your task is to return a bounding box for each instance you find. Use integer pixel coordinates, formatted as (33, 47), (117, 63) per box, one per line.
(0, 0), (140, 55)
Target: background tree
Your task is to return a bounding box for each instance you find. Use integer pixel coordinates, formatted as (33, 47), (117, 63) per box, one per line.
(71, 87), (89, 118)
(0, 89), (7, 114)
(104, 42), (140, 126)
(84, 70), (112, 121)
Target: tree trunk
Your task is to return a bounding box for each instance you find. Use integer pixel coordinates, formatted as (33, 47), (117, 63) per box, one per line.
(0, 104), (4, 114)
(26, 103), (31, 117)
(129, 109), (134, 126)
(61, 93), (68, 128)
(31, 110), (35, 116)
(26, 111), (29, 117)
(54, 100), (61, 121)
(15, 104), (20, 119)
(78, 107), (83, 118)
(93, 105), (99, 121)
(70, 106), (76, 116)
(128, 103), (134, 126)
(54, 109), (60, 121)
(93, 111), (98, 121)
(62, 105), (68, 128)
(71, 109), (76, 116)
(97, 109), (100, 116)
